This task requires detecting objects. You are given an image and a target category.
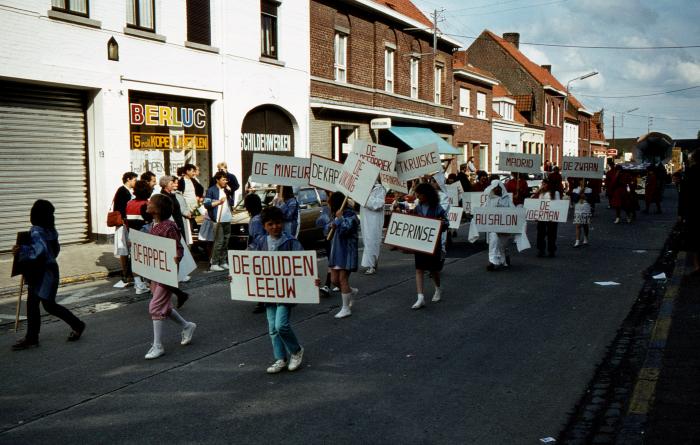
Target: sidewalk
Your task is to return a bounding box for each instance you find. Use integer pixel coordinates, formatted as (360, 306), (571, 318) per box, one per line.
(0, 242), (121, 299)
(640, 253), (700, 444)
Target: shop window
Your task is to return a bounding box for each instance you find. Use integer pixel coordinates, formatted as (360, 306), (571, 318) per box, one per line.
(334, 33), (347, 82)
(187, 0), (211, 45)
(126, 0), (155, 32)
(261, 0), (278, 59)
(52, 0), (88, 17)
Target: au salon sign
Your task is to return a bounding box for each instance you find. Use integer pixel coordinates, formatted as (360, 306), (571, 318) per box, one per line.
(129, 93), (209, 151)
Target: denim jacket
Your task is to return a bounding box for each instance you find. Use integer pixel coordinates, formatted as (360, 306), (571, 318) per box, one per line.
(18, 226), (60, 300)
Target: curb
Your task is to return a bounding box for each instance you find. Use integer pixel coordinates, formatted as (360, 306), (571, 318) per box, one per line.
(617, 251), (686, 442)
(0, 269), (121, 300)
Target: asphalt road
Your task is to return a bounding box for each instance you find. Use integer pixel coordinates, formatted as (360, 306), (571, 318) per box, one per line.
(0, 194), (676, 445)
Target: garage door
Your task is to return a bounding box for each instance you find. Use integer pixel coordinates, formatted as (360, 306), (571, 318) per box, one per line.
(0, 81), (89, 251)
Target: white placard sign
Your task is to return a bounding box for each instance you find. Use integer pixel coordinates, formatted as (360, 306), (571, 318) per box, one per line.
(351, 140), (398, 172)
(446, 187), (459, 207)
(523, 199), (570, 222)
(380, 170), (409, 194)
(498, 152), (543, 174)
(249, 153), (310, 187)
(129, 229), (179, 288)
(395, 144), (441, 182)
(336, 152), (381, 207)
(448, 207), (464, 229)
(384, 212), (442, 254)
(560, 156), (605, 179)
(228, 250), (319, 304)
(462, 192), (488, 214)
(471, 207), (526, 234)
(309, 155), (342, 192)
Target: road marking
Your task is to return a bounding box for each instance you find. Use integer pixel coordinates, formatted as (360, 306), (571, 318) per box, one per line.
(58, 289), (121, 306)
(0, 313), (26, 321)
(626, 251), (686, 416)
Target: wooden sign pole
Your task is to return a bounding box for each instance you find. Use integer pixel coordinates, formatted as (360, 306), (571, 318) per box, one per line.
(14, 277), (24, 332)
(326, 196), (348, 241)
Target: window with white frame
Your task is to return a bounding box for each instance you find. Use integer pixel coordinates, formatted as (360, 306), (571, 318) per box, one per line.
(410, 57), (419, 99)
(476, 92), (486, 119)
(556, 104), (560, 127)
(544, 99), (549, 125)
(434, 64), (443, 104)
(334, 32), (347, 82)
(260, 0), (278, 59)
(551, 102), (555, 126)
(126, 0), (155, 31)
(384, 47), (394, 93)
(459, 88), (470, 116)
(52, 0), (88, 16)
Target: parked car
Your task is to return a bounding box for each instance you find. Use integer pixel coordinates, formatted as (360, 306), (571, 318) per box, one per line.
(229, 186), (328, 249)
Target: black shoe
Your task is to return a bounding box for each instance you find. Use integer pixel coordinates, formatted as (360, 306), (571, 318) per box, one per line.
(486, 263), (496, 271)
(252, 302), (265, 314)
(537, 251), (546, 258)
(505, 255), (511, 266)
(12, 338), (39, 351)
(176, 293), (189, 309)
(67, 321), (86, 342)
(548, 252), (556, 258)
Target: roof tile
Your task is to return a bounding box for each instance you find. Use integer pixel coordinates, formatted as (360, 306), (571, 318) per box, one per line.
(371, 0), (432, 28)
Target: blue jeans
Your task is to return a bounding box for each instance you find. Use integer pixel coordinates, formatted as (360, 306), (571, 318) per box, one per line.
(266, 304), (301, 361)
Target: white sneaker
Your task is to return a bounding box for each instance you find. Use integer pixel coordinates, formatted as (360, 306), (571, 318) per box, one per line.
(332, 286), (340, 292)
(266, 359), (287, 374)
(288, 347), (304, 371)
(583, 237), (589, 246)
(210, 264), (224, 272)
(573, 240), (581, 248)
(145, 344), (164, 360)
(221, 263), (230, 270)
(412, 294), (425, 310)
(319, 285), (331, 293)
(135, 285), (150, 295)
(113, 280), (128, 289)
(180, 275), (191, 283)
(614, 218), (620, 224)
(364, 267), (376, 275)
(334, 307), (352, 319)
(432, 288), (441, 303)
(181, 322), (196, 345)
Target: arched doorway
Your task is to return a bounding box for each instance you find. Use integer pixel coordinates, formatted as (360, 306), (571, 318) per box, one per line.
(240, 105), (295, 185)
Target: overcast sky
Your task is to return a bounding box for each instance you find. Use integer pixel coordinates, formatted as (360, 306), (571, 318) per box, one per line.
(412, 0), (700, 140)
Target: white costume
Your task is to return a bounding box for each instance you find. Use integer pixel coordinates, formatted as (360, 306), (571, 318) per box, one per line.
(360, 183), (387, 269)
(468, 179), (530, 266)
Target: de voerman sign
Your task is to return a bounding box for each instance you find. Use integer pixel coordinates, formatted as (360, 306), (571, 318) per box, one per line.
(228, 251), (319, 304)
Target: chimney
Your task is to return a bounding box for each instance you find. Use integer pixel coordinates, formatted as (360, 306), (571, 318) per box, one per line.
(541, 64), (552, 73)
(503, 32), (520, 49)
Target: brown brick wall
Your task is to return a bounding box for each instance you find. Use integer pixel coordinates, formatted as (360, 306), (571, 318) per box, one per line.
(310, 0), (455, 119)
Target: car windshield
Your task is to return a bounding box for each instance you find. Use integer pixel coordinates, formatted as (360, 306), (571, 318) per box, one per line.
(234, 188), (276, 211)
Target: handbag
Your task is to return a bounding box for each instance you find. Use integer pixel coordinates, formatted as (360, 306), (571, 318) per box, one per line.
(106, 200), (123, 227)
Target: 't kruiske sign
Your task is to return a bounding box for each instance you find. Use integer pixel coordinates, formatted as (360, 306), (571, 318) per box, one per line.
(129, 230), (179, 288)
(384, 213), (442, 254)
(395, 144), (441, 182)
(228, 251), (319, 304)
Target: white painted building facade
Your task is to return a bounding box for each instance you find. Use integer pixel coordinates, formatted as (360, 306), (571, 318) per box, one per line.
(491, 96), (523, 173)
(0, 0), (309, 248)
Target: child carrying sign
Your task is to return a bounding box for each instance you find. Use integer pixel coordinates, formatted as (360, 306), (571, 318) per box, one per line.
(248, 206), (313, 374)
(144, 195), (197, 360)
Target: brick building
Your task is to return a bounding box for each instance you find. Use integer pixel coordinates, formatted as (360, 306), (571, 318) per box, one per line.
(452, 51), (497, 171)
(466, 30), (568, 167)
(309, 0), (462, 162)
(591, 111), (610, 157)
